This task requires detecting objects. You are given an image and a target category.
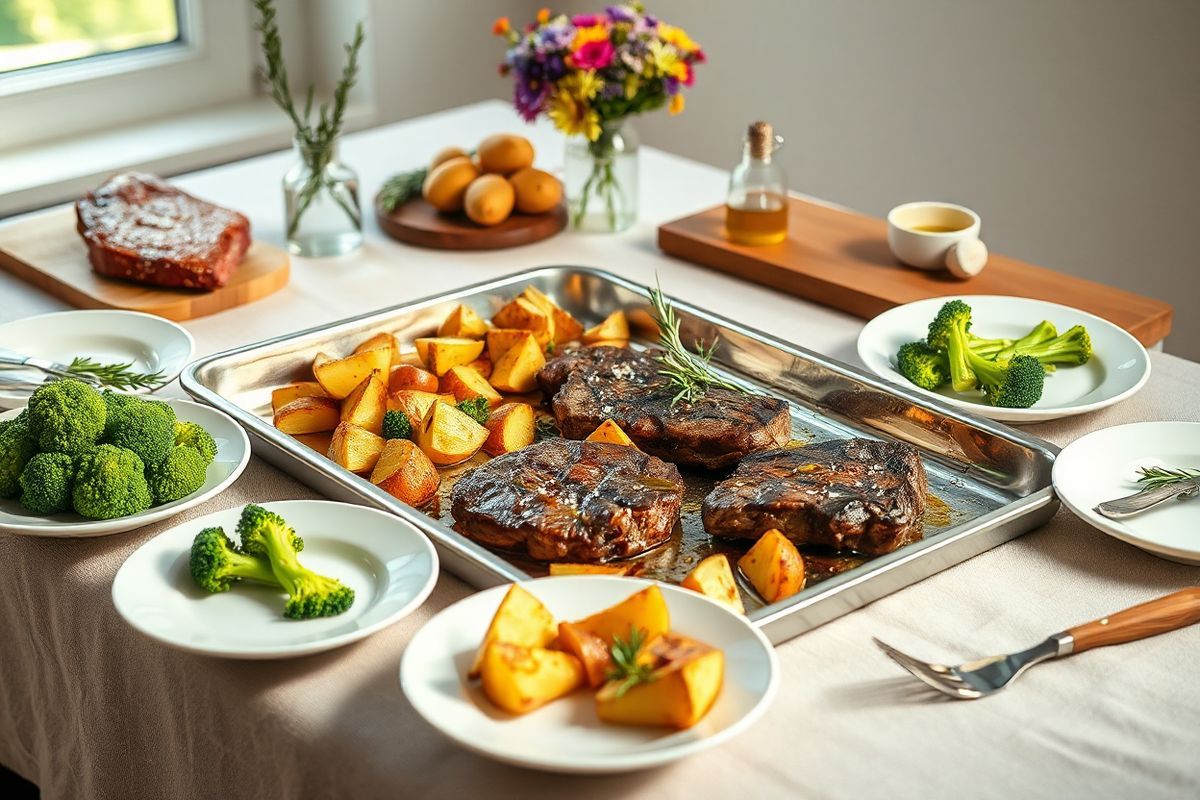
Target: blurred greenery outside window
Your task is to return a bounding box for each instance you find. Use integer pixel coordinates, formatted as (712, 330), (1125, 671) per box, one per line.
(0, 0), (182, 74)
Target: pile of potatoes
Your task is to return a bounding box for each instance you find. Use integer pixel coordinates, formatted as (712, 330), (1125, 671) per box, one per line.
(422, 133), (562, 227)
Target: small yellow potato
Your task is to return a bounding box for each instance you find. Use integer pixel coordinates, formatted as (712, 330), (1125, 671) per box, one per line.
(465, 174), (516, 226)
(509, 167), (562, 214)
(430, 145), (469, 169)
(470, 584), (557, 678)
(476, 133), (535, 176)
(422, 156), (480, 213)
(738, 528), (806, 603)
(681, 554), (744, 614)
(480, 644), (584, 715)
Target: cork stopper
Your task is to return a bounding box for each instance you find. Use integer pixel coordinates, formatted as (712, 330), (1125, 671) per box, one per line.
(748, 121), (773, 160)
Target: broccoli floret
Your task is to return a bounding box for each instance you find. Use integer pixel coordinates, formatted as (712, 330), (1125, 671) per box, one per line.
(896, 341), (950, 391)
(456, 397), (490, 425)
(0, 413), (37, 498)
(382, 409), (412, 440)
(1011, 324), (1092, 367)
(174, 421), (217, 464)
(104, 395), (176, 467)
(146, 445), (209, 505)
(189, 526), (281, 593)
(18, 452), (76, 514)
(26, 378), (106, 455)
(965, 350), (1045, 408)
(926, 300), (976, 393)
(236, 504), (352, 619)
(72, 444), (152, 520)
(994, 320), (1058, 361)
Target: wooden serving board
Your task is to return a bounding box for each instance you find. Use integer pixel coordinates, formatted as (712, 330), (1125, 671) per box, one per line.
(375, 196), (567, 250)
(0, 206), (290, 322)
(658, 198), (1173, 347)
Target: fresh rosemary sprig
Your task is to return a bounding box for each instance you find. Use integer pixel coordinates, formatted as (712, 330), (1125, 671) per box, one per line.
(649, 280), (747, 406)
(606, 627), (656, 698)
(1136, 465), (1200, 490)
(66, 357), (165, 391)
(377, 167), (428, 213)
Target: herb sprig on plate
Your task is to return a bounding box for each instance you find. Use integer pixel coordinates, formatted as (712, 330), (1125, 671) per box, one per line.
(66, 357), (165, 391)
(1136, 465), (1200, 490)
(606, 627), (656, 698)
(649, 280), (747, 406)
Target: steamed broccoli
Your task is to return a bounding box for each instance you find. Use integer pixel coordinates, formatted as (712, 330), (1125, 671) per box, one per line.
(104, 395), (176, 466)
(965, 350), (1045, 408)
(382, 409), (412, 440)
(18, 452), (76, 514)
(995, 320), (1058, 361)
(456, 397), (491, 426)
(236, 504), (352, 619)
(72, 444), (152, 520)
(926, 300), (977, 392)
(1010, 324), (1092, 367)
(147, 445), (208, 505)
(174, 421), (217, 464)
(189, 526), (280, 593)
(896, 341), (950, 391)
(0, 413), (38, 498)
(26, 378), (106, 454)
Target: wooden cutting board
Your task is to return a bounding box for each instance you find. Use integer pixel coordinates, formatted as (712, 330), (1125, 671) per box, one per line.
(375, 196), (567, 250)
(658, 198), (1173, 347)
(0, 206), (290, 322)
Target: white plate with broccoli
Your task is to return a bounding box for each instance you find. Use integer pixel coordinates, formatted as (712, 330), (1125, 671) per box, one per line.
(0, 392), (250, 537)
(112, 500), (439, 659)
(856, 295), (1151, 423)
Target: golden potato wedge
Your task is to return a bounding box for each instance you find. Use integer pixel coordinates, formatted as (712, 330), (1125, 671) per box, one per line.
(481, 644), (584, 715)
(414, 400), (488, 466)
(584, 419), (638, 448)
(486, 328), (537, 363)
(573, 585), (670, 646)
(271, 381), (329, 413)
(293, 431), (333, 454)
(491, 296), (553, 346)
(328, 422), (385, 473)
(437, 303), (489, 339)
(388, 364), (440, 394)
(586, 339), (631, 349)
(681, 554), (744, 614)
(414, 336), (486, 376)
(354, 332), (401, 366)
(738, 528), (806, 603)
(387, 389), (455, 426)
(470, 584), (557, 678)
(340, 370), (387, 434)
(440, 365), (503, 408)
(520, 286), (582, 344)
(489, 332), (546, 393)
(556, 621), (612, 688)
(468, 354), (493, 380)
(370, 439), (439, 506)
(582, 310), (631, 343)
(313, 347), (392, 399)
(548, 563), (633, 576)
(595, 633), (724, 729)
(482, 402), (535, 456)
(273, 395), (340, 434)
(627, 307), (661, 338)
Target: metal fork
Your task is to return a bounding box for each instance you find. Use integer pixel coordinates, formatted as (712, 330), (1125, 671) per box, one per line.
(874, 587), (1200, 699)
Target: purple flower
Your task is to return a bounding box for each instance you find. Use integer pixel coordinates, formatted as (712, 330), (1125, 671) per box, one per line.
(664, 76), (680, 95)
(605, 5), (635, 23)
(514, 78), (549, 121)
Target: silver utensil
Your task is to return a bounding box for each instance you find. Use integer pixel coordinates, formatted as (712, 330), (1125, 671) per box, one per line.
(0, 350), (98, 386)
(1094, 479), (1200, 519)
(875, 587), (1200, 699)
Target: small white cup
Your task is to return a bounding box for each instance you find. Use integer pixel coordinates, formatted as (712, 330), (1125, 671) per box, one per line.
(887, 201), (982, 271)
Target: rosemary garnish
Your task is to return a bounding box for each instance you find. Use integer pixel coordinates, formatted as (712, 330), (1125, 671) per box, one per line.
(377, 167), (428, 213)
(1136, 465), (1200, 490)
(66, 357), (165, 391)
(607, 627), (656, 698)
(648, 280), (747, 405)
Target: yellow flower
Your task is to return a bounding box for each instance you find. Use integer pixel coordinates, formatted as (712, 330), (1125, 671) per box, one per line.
(572, 23), (609, 49)
(624, 73), (640, 99)
(646, 40), (682, 79)
(659, 23), (700, 53)
(669, 93), (685, 115)
(547, 72), (603, 140)
(536, 7), (551, 24)
(561, 70), (603, 102)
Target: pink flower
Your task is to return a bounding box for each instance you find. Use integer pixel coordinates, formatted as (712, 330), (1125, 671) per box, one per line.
(570, 38), (614, 70)
(682, 62), (695, 86)
(572, 14), (603, 27)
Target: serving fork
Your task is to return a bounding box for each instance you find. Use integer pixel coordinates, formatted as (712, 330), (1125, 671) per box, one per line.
(874, 587), (1200, 699)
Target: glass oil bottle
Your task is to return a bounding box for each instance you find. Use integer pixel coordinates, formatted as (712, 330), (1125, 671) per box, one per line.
(725, 121), (788, 245)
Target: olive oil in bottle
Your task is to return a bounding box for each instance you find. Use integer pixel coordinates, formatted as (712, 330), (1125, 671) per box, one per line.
(725, 121), (788, 246)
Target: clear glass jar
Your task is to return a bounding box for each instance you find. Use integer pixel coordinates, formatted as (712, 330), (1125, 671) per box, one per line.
(725, 122), (788, 246)
(564, 119), (639, 233)
(282, 136), (363, 257)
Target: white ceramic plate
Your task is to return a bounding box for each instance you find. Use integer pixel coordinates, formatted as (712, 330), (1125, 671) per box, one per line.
(0, 398), (249, 537)
(857, 295), (1150, 423)
(113, 500), (439, 659)
(0, 310), (195, 407)
(400, 576), (779, 774)
(1053, 422), (1200, 565)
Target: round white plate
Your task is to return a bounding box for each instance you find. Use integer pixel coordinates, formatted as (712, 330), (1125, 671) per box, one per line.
(857, 295), (1150, 423)
(400, 575), (779, 774)
(113, 500), (439, 659)
(1053, 422), (1200, 565)
(0, 398), (249, 537)
(0, 310), (195, 407)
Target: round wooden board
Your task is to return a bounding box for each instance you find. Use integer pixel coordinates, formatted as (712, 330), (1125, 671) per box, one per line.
(374, 196), (567, 250)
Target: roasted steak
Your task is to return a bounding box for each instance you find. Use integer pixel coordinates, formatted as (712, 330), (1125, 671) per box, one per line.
(76, 172), (251, 290)
(450, 438), (684, 562)
(537, 346), (791, 469)
(702, 438), (927, 555)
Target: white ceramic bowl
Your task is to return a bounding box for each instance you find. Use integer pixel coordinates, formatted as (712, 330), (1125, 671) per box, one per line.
(887, 201), (981, 270)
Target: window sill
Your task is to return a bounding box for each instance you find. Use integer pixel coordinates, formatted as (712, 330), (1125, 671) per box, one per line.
(0, 98), (376, 218)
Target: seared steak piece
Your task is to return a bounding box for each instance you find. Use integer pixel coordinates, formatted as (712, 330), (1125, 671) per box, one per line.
(702, 438), (927, 555)
(537, 346), (791, 470)
(76, 172), (250, 290)
(450, 438), (684, 562)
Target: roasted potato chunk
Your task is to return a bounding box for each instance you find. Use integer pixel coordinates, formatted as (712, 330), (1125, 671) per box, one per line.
(595, 633), (724, 729)
(370, 439), (439, 507)
(582, 310), (630, 344)
(273, 395), (340, 435)
(486, 328), (537, 363)
(482, 402), (535, 456)
(489, 332), (546, 393)
(340, 370), (387, 435)
(328, 421), (385, 473)
(271, 381), (328, 413)
(556, 621), (612, 688)
(681, 554), (744, 614)
(387, 389), (454, 426)
(572, 585), (670, 646)
(413, 400), (488, 466)
(491, 297), (553, 347)
(313, 347), (392, 399)
(438, 303), (489, 339)
(440, 365), (503, 408)
(548, 563), (634, 576)
(293, 431), (333, 454)
(584, 419), (638, 448)
(521, 286), (582, 344)
(354, 332), (401, 366)
(388, 364), (440, 394)
(414, 337), (486, 376)
(480, 644), (584, 715)
(470, 584), (557, 678)
(738, 528), (806, 603)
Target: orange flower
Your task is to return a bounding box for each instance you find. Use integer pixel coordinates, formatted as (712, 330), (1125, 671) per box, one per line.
(669, 94), (685, 115)
(537, 7), (551, 24)
(492, 17), (510, 35)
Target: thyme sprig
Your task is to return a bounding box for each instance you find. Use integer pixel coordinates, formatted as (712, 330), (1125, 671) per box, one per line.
(606, 627), (656, 698)
(649, 280), (747, 406)
(377, 167), (428, 213)
(65, 357), (165, 391)
(1136, 465), (1200, 490)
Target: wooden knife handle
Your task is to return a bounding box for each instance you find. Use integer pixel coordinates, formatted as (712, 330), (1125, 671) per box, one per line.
(1068, 587), (1200, 653)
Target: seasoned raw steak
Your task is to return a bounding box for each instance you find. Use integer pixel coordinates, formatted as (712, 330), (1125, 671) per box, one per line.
(450, 438), (684, 562)
(76, 172), (250, 290)
(702, 438), (928, 555)
(537, 346), (791, 469)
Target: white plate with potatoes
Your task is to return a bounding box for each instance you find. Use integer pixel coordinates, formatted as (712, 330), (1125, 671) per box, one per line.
(399, 576), (779, 774)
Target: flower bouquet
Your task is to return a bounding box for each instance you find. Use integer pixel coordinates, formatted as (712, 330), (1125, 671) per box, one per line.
(494, 4), (705, 232)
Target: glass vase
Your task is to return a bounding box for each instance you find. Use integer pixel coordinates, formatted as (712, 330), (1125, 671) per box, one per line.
(282, 136), (363, 257)
(564, 119), (639, 233)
